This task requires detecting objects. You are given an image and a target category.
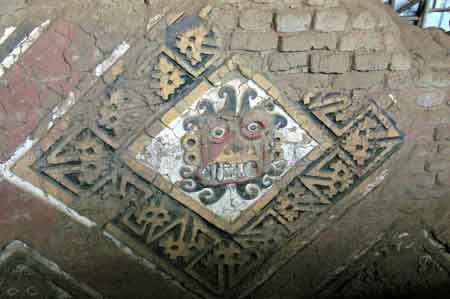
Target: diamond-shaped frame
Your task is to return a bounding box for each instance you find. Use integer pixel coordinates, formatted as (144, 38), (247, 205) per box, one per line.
(12, 96), (124, 207)
(5, 11), (406, 299)
(123, 56), (335, 234)
(301, 99), (404, 203)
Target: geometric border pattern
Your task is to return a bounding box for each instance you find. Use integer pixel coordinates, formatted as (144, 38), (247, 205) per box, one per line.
(7, 10), (405, 299)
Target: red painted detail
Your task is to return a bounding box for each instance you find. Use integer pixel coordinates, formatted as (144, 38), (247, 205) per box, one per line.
(0, 20), (99, 162)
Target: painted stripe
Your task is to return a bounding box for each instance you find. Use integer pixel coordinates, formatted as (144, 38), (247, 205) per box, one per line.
(0, 19), (51, 78)
(146, 14), (164, 31)
(0, 40), (130, 229)
(0, 138), (97, 228)
(94, 41), (130, 77)
(47, 92), (76, 130)
(0, 23), (37, 63)
(0, 27), (16, 46)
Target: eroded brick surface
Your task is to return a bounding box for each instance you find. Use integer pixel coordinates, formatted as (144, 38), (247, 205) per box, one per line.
(353, 51), (390, 71)
(275, 10), (313, 33)
(230, 31), (278, 51)
(0, 0), (449, 298)
(311, 52), (351, 73)
(0, 19), (101, 162)
(239, 9), (273, 31)
(268, 52), (309, 72)
(314, 8), (349, 32)
(280, 32), (338, 51)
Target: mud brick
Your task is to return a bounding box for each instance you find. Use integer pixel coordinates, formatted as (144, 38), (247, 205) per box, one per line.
(269, 52), (309, 72)
(210, 8), (237, 30)
(314, 8), (349, 32)
(0, 19), (100, 162)
(311, 52), (351, 74)
(339, 31), (385, 51)
(239, 9), (273, 31)
(231, 31), (278, 52)
(280, 32), (337, 51)
(390, 52), (412, 71)
(354, 51), (390, 71)
(352, 10), (376, 30)
(276, 10), (313, 32)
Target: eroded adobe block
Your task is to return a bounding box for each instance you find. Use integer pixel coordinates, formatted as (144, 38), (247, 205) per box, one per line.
(231, 31), (278, 51)
(239, 9), (273, 31)
(275, 10), (313, 33)
(314, 8), (349, 32)
(311, 52), (351, 74)
(280, 32), (337, 51)
(352, 10), (377, 30)
(339, 31), (385, 51)
(354, 51), (390, 71)
(390, 52), (412, 71)
(269, 52), (309, 72)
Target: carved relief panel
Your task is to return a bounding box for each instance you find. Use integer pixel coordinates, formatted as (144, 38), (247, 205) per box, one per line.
(10, 11), (404, 298)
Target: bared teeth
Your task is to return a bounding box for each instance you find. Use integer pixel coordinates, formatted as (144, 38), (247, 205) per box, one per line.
(200, 161), (258, 183)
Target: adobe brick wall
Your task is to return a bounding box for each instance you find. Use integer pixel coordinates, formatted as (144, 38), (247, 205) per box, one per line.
(0, 0), (448, 298)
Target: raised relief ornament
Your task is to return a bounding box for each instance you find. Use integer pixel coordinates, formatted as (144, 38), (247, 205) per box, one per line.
(11, 12), (404, 299)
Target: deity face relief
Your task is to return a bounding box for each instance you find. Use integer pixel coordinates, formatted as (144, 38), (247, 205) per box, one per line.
(138, 78), (319, 223)
(180, 84), (288, 205)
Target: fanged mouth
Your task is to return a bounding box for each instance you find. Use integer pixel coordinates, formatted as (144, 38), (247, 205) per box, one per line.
(198, 161), (259, 185)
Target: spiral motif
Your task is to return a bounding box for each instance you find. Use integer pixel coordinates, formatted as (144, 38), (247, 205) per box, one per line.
(199, 188), (219, 205)
(181, 179), (197, 192)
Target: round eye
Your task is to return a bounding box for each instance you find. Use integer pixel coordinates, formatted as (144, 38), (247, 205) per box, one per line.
(241, 121), (265, 140)
(247, 122), (261, 132)
(212, 127), (226, 138)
